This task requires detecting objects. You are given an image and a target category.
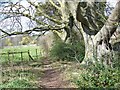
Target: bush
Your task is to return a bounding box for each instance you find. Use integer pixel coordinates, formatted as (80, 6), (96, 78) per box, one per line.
(20, 36), (31, 45)
(74, 63), (120, 88)
(50, 40), (85, 62)
(5, 38), (13, 46)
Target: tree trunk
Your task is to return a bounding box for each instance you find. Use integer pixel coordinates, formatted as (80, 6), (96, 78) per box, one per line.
(81, 34), (113, 66)
(76, 1), (120, 66)
(78, 24), (97, 65)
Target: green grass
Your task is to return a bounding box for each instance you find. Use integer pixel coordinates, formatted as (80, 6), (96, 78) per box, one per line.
(0, 78), (36, 88)
(1, 66), (43, 88)
(0, 45), (42, 63)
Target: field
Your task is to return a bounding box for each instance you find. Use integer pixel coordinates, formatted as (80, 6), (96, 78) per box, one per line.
(0, 45), (42, 64)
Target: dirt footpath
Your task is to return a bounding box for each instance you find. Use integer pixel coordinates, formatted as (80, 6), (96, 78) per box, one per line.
(38, 58), (75, 88)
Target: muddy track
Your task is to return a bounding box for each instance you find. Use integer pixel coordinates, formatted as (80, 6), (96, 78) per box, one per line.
(38, 58), (72, 88)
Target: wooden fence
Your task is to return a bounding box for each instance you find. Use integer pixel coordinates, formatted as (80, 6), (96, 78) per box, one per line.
(0, 49), (41, 62)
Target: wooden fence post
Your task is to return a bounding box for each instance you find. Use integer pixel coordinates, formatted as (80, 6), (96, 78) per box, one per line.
(12, 52), (14, 60)
(28, 50), (34, 61)
(8, 51), (10, 63)
(36, 49), (38, 60)
(39, 49), (42, 57)
(21, 52), (23, 61)
(28, 50), (30, 61)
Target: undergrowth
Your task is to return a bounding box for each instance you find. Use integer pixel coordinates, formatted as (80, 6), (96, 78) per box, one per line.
(0, 78), (36, 88)
(50, 40), (85, 62)
(74, 64), (120, 88)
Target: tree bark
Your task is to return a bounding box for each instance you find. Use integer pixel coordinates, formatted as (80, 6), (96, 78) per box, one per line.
(75, 1), (120, 66)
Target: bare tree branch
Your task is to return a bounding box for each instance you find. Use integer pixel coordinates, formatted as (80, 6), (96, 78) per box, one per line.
(48, 0), (61, 10)
(0, 11), (47, 26)
(0, 26), (65, 39)
(27, 0), (62, 24)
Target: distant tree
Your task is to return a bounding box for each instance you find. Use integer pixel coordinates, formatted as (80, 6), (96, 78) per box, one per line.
(20, 35), (31, 45)
(5, 38), (13, 46)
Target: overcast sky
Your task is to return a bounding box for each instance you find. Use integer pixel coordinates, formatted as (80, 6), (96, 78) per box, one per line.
(107, 0), (118, 7)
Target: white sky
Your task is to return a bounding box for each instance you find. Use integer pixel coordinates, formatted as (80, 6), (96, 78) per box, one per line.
(107, 0), (118, 7)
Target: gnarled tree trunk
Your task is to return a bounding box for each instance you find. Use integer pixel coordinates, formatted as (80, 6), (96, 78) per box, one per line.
(68, 1), (120, 66)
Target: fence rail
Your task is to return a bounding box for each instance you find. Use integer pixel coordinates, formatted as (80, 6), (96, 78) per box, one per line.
(0, 51), (28, 55)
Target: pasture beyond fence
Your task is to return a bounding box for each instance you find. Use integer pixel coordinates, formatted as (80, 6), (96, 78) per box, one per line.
(0, 49), (42, 63)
